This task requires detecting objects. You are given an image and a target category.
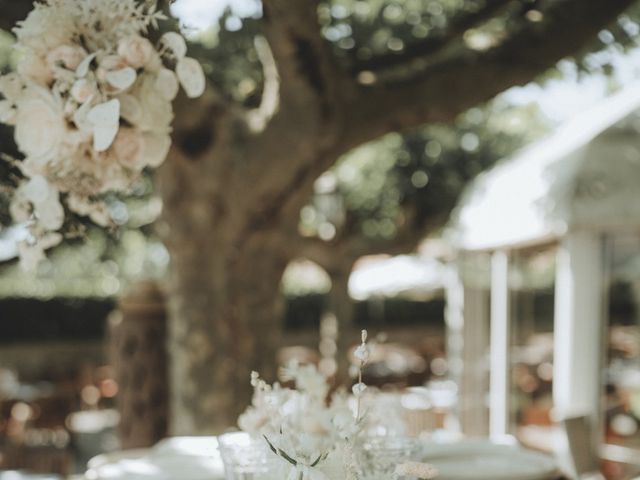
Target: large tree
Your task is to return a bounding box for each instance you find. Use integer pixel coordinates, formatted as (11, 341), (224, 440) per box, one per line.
(1, 0), (639, 433)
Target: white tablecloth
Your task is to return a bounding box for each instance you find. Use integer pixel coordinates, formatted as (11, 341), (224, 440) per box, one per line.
(84, 436), (560, 480)
(84, 437), (224, 480)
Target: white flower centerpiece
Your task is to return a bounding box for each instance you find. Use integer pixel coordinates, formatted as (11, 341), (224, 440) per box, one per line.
(227, 330), (437, 480)
(0, 0), (205, 269)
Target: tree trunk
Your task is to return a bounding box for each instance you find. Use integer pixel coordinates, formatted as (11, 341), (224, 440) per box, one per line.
(158, 147), (290, 434)
(108, 281), (168, 448)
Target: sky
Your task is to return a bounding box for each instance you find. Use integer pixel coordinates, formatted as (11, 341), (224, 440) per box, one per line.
(171, 0), (259, 32)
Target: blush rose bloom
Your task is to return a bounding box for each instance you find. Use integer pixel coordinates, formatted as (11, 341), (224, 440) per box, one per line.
(112, 127), (145, 171)
(14, 86), (66, 165)
(118, 35), (155, 69)
(46, 44), (87, 72)
(97, 55), (128, 84)
(70, 78), (97, 103)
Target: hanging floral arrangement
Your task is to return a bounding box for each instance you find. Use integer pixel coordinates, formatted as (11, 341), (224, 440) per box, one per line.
(0, 0), (205, 269)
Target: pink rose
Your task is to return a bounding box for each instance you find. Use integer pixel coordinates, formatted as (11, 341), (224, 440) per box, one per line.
(118, 35), (155, 69)
(46, 45), (87, 72)
(70, 78), (97, 103)
(97, 55), (128, 83)
(112, 127), (145, 171)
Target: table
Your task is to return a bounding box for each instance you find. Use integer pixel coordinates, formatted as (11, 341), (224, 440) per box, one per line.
(82, 436), (563, 480)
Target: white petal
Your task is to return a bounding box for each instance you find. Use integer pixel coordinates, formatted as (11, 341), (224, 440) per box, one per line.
(87, 99), (120, 126)
(176, 57), (205, 98)
(161, 32), (187, 59)
(93, 124), (120, 152)
(88, 99), (120, 151)
(118, 94), (142, 125)
(156, 68), (179, 101)
(76, 53), (97, 78)
(106, 67), (137, 91)
(73, 98), (95, 133)
(142, 132), (172, 167)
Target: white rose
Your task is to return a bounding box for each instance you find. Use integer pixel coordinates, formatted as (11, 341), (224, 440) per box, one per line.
(112, 127), (145, 171)
(17, 50), (53, 84)
(70, 78), (97, 103)
(14, 87), (66, 165)
(155, 68), (179, 101)
(176, 57), (206, 98)
(118, 35), (155, 69)
(46, 45), (87, 72)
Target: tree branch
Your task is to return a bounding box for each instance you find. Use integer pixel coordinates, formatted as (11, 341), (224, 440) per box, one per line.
(352, 0), (515, 74)
(260, 0), (350, 119)
(246, 36), (280, 133)
(229, 2), (357, 236)
(341, 0), (638, 150)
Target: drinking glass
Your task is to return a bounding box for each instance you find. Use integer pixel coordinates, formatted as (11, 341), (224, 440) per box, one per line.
(359, 435), (422, 479)
(218, 431), (285, 480)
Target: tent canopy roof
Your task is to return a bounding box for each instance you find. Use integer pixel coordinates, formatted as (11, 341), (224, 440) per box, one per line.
(447, 84), (640, 252)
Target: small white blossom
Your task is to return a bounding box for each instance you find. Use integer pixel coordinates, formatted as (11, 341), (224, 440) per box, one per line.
(351, 382), (367, 397)
(353, 344), (370, 363)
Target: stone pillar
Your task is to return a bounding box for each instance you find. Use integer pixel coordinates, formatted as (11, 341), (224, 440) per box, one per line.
(107, 281), (169, 449)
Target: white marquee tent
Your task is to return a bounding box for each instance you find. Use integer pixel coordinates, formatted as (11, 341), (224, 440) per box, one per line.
(445, 83), (640, 469)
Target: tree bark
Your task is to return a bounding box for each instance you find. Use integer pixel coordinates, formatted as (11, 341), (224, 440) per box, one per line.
(158, 144), (290, 433)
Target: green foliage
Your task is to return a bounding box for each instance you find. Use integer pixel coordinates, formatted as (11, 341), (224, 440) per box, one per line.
(301, 100), (546, 242)
(0, 228), (168, 298)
